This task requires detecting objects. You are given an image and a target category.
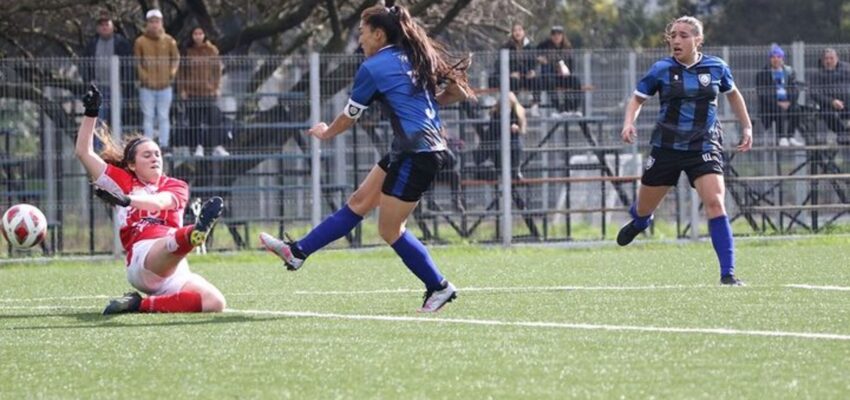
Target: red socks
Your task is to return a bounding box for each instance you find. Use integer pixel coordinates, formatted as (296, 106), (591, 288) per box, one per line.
(140, 291), (203, 313)
(172, 225), (195, 256)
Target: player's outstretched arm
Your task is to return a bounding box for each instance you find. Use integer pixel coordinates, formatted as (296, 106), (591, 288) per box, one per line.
(74, 84), (107, 181)
(621, 95), (646, 144)
(726, 88), (753, 152)
(306, 112), (357, 141)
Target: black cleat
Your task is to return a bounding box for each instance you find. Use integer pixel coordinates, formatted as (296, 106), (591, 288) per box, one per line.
(720, 275), (746, 286)
(102, 292), (142, 315)
(617, 220), (648, 246)
(191, 196), (224, 247)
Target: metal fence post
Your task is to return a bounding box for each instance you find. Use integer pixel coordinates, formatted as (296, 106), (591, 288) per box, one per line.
(583, 50), (593, 116)
(499, 49), (512, 246)
(110, 56), (123, 257)
(310, 52), (322, 227)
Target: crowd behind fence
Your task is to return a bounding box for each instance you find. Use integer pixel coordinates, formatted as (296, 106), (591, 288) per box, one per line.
(2, 42), (850, 256)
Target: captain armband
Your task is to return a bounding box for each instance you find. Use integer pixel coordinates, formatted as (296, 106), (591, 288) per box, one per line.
(344, 99), (368, 120)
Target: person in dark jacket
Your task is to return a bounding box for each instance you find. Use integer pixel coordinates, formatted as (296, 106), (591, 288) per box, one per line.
(755, 44), (802, 146)
(489, 23), (537, 109)
(536, 26), (583, 117)
(809, 48), (850, 144)
(82, 12), (134, 123)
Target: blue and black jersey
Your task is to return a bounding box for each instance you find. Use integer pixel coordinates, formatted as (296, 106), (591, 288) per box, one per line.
(345, 45), (446, 156)
(635, 54), (735, 152)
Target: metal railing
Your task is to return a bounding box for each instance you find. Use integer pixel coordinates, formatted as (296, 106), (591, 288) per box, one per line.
(2, 43), (850, 256)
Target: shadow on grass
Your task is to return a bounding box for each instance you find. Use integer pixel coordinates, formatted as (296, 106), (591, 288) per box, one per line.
(1, 311), (285, 330)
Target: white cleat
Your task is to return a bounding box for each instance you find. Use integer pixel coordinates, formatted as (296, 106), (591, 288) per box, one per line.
(419, 282), (457, 313)
(259, 232), (305, 271)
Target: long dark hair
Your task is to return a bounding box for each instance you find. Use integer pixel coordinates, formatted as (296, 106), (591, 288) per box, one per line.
(94, 124), (152, 172)
(360, 4), (472, 96)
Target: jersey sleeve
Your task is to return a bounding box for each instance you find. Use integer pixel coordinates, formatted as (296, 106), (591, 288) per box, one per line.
(635, 62), (664, 98)
(345, 64), (378, 119)
(159, 178), (189, 211)
(719, 61), (735, 93)
(94, 164), (134, 195)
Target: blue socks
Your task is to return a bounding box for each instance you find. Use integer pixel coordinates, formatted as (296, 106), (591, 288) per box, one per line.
(629, 204), (653, 230)
(708, 215), (735, 277)
(391, 230), (445, 291)
(296, 205), (363, 256)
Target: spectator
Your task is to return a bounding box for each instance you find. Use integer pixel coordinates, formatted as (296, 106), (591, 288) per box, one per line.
(178, 26), (229, 157)
(82, 12), (133, 122)
(756, 44), (802, 146)
(474, 92), (527, 180)
(536, 25), (583, 117)
(490, 23), (537, 114)
(134, 9), (180, 151)
(809, 48), (850, 144)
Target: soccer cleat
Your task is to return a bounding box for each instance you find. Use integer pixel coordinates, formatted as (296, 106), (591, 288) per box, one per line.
(720, 275), (746, 286)
(419, 281), (457, 313)
(102, 292), (142, 315)
(190, 196), (224, 247)
(617, 219), (649, 246)
(259, 232), (305, 271)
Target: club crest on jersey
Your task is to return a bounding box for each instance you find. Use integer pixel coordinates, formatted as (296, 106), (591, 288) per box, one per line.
(645, 155), (655, 170)
(698, 73), (711, 87)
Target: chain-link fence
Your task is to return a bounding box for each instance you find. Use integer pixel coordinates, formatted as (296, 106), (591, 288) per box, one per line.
(3, 43), (850, 257)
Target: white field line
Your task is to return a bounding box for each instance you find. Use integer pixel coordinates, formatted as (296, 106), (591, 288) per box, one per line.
(293, 285), (714, 295)
(786, 284), (850, 292)
(228, 308), (850, 341)
(0, 295), (110, 303)
(0, 305), (98, 310)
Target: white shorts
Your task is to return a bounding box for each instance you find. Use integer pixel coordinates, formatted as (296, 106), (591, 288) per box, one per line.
(126, 239), (192, 296)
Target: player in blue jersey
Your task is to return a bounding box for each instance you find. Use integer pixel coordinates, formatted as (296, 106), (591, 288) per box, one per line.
(259, 4), (473, 312)
(617, 16), (753, 286)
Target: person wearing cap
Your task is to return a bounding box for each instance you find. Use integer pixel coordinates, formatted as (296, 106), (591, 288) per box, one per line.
(134, 9), (180, 151)
(809, 48), (850, 145)
(755, 44), (802, 146)
(536, 25), (583, 117)
(82, 12), (133, 122)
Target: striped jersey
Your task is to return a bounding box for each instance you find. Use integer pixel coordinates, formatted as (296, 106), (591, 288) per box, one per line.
(635, 54), (735, 152)
(346, 45), (446, 157)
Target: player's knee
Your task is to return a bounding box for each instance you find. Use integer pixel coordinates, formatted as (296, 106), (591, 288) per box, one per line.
(348, 190), (378, 215)
(378, 223), (402, 244)
(704, 197), (726, 217)
(203, 293), (226, 313)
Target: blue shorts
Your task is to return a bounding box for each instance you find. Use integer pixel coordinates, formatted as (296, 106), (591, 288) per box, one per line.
(378, 151), (448, 202)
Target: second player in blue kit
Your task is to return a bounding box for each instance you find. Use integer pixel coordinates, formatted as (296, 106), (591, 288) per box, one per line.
(617, 16), (754, 286)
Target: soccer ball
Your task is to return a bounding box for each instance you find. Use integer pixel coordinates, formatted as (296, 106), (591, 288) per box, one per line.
(1, 204), (48, 249)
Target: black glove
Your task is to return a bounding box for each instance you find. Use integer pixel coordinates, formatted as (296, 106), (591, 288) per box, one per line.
(82, 84), (102, 118)
(94, 188), (131, 207)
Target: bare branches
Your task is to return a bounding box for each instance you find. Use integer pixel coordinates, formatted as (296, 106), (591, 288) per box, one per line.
(216, 2), (319, 54)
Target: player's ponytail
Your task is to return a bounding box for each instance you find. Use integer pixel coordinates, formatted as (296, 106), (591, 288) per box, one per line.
(361, 4), (472, 97)
(92, 124), (148, 172)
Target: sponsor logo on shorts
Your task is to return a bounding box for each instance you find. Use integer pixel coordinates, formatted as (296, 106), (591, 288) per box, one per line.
(645, 155), (655, 170)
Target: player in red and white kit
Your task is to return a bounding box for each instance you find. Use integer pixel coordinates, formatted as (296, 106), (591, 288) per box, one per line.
(75, 84), (226, 315)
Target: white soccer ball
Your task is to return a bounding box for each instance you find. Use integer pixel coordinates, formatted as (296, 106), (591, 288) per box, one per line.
(1, 204), (48, 249)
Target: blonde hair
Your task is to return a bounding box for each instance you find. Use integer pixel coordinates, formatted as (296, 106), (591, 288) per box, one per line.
(665, 16), (704, 49)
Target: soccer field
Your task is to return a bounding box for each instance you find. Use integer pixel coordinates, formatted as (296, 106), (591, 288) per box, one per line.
(1, 237), (849, 398)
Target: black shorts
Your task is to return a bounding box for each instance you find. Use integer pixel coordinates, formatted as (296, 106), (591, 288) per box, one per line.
(378, 151), (448, 202)
(641, 146), (724, 188)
